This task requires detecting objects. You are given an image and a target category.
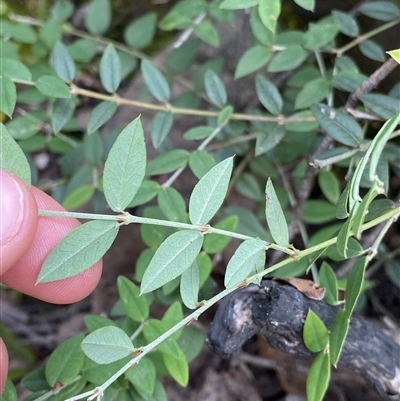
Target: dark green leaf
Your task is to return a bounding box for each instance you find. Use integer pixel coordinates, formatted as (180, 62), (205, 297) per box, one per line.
(258, 0), (281, 33)
(220, 0), (258, 9)
(0, 379), (17, 401)
(358, 39), (386, 62)
(306, 352), (331, 401)
(194, 20), (220, 47)
(62, 184), (94, 210)
(5, 116), (39, 140)
(256, 75), (282, 115)
(236, 173), (263, 201)
(143, 319), (181, 357)
(0, 75), (16, 117)
(294, 0), (315, 11)
(37, 221), (119, 283)
(303, 21), (340, 50)
(318, 170), (340, 205)
(204, 70), (227, 108)
(87, 101), (118, 135)
(81, 326), (134, 364)
(103, 116), (146, 212)
(345, 256), (368, 318)
(124, 13), (157, 49)
(45, 334), (84, 386)
(85, 0), (111, 34)
(141, 60), (170, 102)
(303, 310), (329, 352)
(329, 309), (349, 366)
(250, 6), (275, 46)
(359, 93), (399, 120)
(0, 58), (32, 82)
(319, 262), (339, 305)
(184, 126), (214, 140)
(52, 98), (76, 134)
(51, 41), (76, 83)
(203, 215), (238, 254)
(385, 260), (400, 289)
(125, 357), (156, 398)
(84, 131), (103, 165)
(303, 200), (337, 224)
(35, 75), (70, 98)
(189, 149), (216, 179)
(151, 111), (173, 149)
(163, 348), (189, 386)
(141, 230), (204, 294)
(100, 44), (121, 93)
(118, 276), (149, 321)
(167, 39), (201, 74)
(295, 78), (330, 109)
(265, 178), (289, 247)
(0, 123), (31, 185)
(146, 149), (189, 176)
(189, 156), (234, 225)
(268, 45), (308, 72)
(235, 45), (272, 78)
(158, 187), (187, 222)
(311, 104), (363, 146)
(332, 10), (359, 37)
(128, 180), (161, 208)
(359, 1), (400, 21)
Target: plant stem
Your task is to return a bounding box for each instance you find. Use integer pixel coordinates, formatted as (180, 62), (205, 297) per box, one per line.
(334, 18), (400, 57)
(64, 205), (399, 401)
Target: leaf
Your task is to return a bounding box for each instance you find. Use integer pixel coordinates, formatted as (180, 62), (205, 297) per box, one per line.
(332, 10), (359, 37)
(151, 111), (173, 149)
(234, 45), (272, 78)
(87, 101), (118, 135)
(85, 0), (111, 35)
(385, 260), (400, 289)
(255, 125), (285, 156)
(336, 215), (353, 258)
(0, 75), (16, 117)
(295, 78), (331, 109)
(62, 184), (94, 210)
(345, 256), (368, 318)
(35, 75), (70, 98)
(37, 220), (119, 283)
(189, 156), (234, 225)
(256, 75), (282, 115)
(146, 149), (189, 176)
(387, 48), (400, 64)
(219, 0), (259, 9)
(319, 262), (339, 306)
(117, 276), (149, 322)
(359, 93), (399, 120)
(303, 310), (329, 353)
(100, 44), (121, 93)
(302, 200), (337, 224)
(51, 1), (75, 21)
(303, 21), (340, 50)
(204, 70), (227, 108)
(250, 6), (275, 46)
(258, 0), (281, 33)
(329, 309), (349, 366)
(0, 379), (17, 401)
(162, 302), (184, 338)
(84, 315), (118, 332)
(124, 12), (157, 49)
(194, 20), (220, 47)
(359, 39), (385, 62)
(236, 173), (263, 201)
(45, 334), (84, 386)
(359, 1), (400, 21)
(204, 215), (239, 254)
(306, 352), (331, 401)
(103, 116), (146, 212)
(294, 0), (315, 11)
(180, 261), (200, 309)
(217, 105), (233, 126)
(125, 357), (156, 398)
(318, 170), (340, 205)
(189, 149), (216, 179)
(127, 180), (161, 208)
(163, 348), (189, 386)
(84, 131), (103, 165)
(81, 326), (134, 364)
(310, 104), (363, 147)
(158, 187), (187, 223)
(51, 41), (76, 83)
(268, 44), (308, 72)
(141, 60), (170, 102)
(184, 125), (214, 140)
(141, 230), (204, 294)
(224, 238), (265, 288)
(0, 58), (32, 82)
(265, 178), (289, 247)
(52, 98), (76, 134)
(0, 123), (31, 185)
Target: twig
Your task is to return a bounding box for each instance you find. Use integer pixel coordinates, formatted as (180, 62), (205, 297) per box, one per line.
(346, 58), (399, 110)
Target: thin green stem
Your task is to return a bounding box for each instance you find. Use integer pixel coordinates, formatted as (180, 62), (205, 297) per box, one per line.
(310, 148), (360, 169)
(64, 205), (399, 401)
(334, 18), (400, 57)
(130, 322), (145, 342)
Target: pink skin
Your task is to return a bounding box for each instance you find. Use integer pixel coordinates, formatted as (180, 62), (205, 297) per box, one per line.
(0, 170), (103, 394)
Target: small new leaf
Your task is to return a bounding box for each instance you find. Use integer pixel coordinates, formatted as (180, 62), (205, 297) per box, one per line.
(303, 310), (329, 353)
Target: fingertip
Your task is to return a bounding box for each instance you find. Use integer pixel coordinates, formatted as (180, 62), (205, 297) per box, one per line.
(0, 170), (38, 275)
(0, 338), (8, 395)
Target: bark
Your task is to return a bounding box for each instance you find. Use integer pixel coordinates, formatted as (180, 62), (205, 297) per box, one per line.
(208, 280), (400, 401)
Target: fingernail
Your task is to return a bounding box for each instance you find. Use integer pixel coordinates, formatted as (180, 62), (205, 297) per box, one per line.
(0, 171), (25, 244)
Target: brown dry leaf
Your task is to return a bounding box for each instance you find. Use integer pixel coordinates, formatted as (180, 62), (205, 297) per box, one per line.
(273, 277), (326, 300)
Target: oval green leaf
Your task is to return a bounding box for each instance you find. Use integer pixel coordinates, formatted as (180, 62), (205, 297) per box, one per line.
(256, 75), (282, 115)
(180, 261), (200, 310)
(117, 276), (149, 322)
(204, 69), (227, 108)
(306, 352), (331, 401)
(100, 44), (121, 93)
(87, 101), (118, 135)
(51, 41), (76, 83)
(35, 75), (70, 98)
(303, 310), (329, 352)
(0, 75), (16, 118)
(141, 60), (170, 103)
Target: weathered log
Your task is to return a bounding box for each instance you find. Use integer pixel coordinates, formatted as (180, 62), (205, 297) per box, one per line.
(207, 280), (400, 401)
